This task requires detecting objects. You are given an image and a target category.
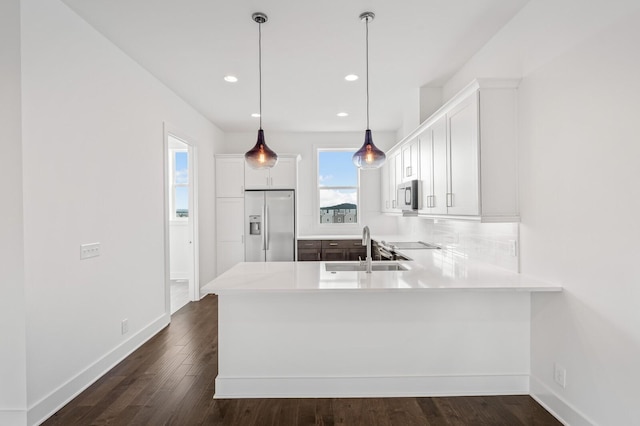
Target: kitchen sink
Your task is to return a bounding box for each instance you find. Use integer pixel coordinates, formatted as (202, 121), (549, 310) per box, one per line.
(325, 262), (408, 272)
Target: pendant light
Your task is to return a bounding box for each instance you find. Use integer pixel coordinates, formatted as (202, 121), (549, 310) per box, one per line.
(352, 11), (386, 169)
(245, 12), (278, 169)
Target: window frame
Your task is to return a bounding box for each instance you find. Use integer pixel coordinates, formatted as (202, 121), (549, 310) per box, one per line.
(316, 147), (361, 230)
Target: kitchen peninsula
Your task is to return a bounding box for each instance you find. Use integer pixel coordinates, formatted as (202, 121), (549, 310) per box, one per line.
(202, 248), (561, 399)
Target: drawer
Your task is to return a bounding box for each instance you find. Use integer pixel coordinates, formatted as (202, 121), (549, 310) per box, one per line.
(322, 248), (348, 261)
(298, 248), (321, 261)
(321, 239), (363, 249)
(297, 240), (321, 249)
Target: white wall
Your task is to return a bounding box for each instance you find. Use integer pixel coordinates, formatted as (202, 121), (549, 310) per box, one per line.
(20, 0), (223, 423)
(222, 131), (399, 237)
(0, 0), (28, 424)
(444, 1), (640, 424)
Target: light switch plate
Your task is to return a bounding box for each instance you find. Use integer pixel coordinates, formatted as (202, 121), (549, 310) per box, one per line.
(80, 242), (100, 259)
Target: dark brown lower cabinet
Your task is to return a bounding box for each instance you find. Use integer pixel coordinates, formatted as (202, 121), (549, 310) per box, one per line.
(297, 239), (367, 261)
(297, 240), (321, 261)
(298, 249), (321, 261)
(321, 248), (348, 261)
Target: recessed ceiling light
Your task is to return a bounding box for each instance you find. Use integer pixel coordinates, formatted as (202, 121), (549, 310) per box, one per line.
(337, 112), (349, 117)
(224, 75), (238, 83)
(345, 74), (359, 81)
(251, 113), (261, 118)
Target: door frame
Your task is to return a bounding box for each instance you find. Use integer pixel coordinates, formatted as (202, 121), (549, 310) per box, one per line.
(163, 122), (200, 316)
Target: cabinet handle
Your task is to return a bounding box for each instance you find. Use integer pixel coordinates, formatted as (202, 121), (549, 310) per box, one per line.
(266, 176), (269, 186)
(406, 166), (412, 176)
(305, 243), (313, 246)
(447, 193), (453, 207)
(317, 252), (321, 260)
(329, 242), (338, 246)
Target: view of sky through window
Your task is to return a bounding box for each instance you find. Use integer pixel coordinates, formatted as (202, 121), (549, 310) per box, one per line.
(318, 150), (358, 224)
(174, 151), (189, 217)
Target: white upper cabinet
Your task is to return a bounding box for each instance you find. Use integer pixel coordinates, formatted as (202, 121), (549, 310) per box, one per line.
(401, 138), (419, 182)
(418, 115), (448, 215)
(380, 149), (404, 213)
(215, 156), (245, 198)
(390, 151), (402, 212)
(394, 79), (519, 222)
(245, 156), (298, 189)
(446, 91), (480, 216)
(380, 160), (391, 212)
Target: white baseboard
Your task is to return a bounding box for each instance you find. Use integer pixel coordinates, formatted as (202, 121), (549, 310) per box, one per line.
(530, 375), (594, 426)
(0, 410), (27, 426)
(27, 313), (170, 426)
(214, 374), (530, 399)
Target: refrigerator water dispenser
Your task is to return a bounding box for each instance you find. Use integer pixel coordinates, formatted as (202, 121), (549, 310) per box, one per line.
(249, 215), (261, 235)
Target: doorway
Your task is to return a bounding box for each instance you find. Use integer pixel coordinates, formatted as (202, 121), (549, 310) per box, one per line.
(164, 125), (199, 315)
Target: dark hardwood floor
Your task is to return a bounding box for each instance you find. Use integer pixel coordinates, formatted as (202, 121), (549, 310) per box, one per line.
(43, 295), (561, 426)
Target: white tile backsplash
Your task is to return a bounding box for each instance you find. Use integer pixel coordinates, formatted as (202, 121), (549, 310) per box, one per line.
(396, 217), (519, 272)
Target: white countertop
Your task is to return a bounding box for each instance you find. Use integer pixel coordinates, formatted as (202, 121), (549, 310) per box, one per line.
(202, 249), (561, 294)
(297, 235), (362, 240)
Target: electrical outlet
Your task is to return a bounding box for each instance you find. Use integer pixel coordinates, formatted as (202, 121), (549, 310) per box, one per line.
(80, 242), (101, 259)
(509, 240), (518, 257)
(554, 363), (566, 388)
(121, 319), (129, 335)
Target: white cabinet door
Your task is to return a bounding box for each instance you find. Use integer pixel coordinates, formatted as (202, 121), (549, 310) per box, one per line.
(216, 156), (245, 197)
(216, 197), (244, 275)
(401, 138), (419, 182)
(269, 157), (297, 188)
(447, 91), (479, 216)
(245, 156), (297, 189)
(216, 243), (244, 276)
(431, 116), (448, 215)
(380, 160), (390, 212)
(393, 153), (403, 211)
(418, 131), (433, 213)
(244, 167), (270, 189)
(387, 150), (402, 211)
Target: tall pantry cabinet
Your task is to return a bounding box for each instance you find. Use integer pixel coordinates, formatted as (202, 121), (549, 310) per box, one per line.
(215, 156), (245, 276)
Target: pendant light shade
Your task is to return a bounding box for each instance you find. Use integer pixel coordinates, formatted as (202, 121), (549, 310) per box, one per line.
(352, 129), (386, 169)
(245, 12), (278, 169)
(245, 129), (278, 168)
(352, 11), (385, 169)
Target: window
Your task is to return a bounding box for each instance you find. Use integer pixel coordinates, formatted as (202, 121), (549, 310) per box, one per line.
(318, 149), (359, 225)
(171, 150), (189, 220)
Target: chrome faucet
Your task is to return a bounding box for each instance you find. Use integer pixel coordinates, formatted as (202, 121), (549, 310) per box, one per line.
(362, 226), (372, 273)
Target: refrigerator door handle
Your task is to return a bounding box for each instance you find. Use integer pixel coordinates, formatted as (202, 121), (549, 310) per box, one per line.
(265, 205), (270, 250)
(261, 205), (266, 250)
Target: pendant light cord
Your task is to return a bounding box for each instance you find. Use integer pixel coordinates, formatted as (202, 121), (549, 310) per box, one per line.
(365, 16), (370, 130)
(258, 21), (263, 130)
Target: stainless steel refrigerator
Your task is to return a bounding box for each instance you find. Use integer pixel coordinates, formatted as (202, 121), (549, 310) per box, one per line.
(245, 190), (295, 262)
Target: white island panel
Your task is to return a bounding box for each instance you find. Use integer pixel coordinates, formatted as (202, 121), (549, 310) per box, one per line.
(203, 251), (560, 399)
(216, 290), (531, 398)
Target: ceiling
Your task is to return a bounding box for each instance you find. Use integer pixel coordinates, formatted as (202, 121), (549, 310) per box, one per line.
(60, 0), (529, 133)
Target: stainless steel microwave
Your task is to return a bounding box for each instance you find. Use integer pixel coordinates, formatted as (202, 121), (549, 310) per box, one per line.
(397, 180), (420, 211)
